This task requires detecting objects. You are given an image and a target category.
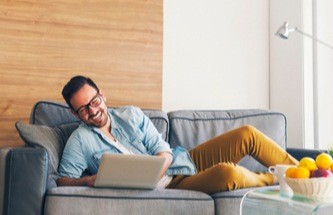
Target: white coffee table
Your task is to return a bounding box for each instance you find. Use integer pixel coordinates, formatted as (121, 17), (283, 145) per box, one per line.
(240, 187), (333, 215)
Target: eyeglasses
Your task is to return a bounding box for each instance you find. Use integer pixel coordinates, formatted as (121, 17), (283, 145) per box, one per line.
(74, 94), (102, 116)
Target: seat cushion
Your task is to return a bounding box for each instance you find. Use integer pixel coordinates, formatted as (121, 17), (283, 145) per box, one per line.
(211, 185), (279, 215)
(45, 187), (214, 215)
(211, 187), (254, 215)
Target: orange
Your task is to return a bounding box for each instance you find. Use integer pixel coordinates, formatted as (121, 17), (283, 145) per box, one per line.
(293, 167), (310, 179)
(285, 166), (298, 178)
(315, 153), (333, 169)
(299, 157), (318, 171)
(331, 164), (333, 173)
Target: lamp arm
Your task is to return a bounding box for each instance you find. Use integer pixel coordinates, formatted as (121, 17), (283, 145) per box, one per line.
(295, 28), (333, 50)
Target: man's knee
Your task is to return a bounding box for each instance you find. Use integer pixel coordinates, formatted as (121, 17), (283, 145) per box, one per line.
(213, 163), (239, 181)
(235, 125), (262, 145)
(212, 163), (242, 191)
(238, 124), (257, 135)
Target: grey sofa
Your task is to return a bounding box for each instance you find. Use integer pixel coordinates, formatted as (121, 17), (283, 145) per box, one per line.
(0, 101), (323, 215)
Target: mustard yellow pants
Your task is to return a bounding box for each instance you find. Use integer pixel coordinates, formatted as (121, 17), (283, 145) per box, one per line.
(167, 125), (299, 194)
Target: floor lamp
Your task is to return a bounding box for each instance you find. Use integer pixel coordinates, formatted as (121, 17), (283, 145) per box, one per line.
(275, 21), (333, 149)
(275, 21), (333, 50)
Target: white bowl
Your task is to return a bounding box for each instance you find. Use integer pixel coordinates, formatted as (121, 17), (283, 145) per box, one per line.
(285, 177), (333, 199)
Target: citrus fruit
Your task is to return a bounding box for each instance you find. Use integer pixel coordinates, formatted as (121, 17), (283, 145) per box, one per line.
(315, 153), (333, 169)
(285, 166), (297, 178)
(299, 157), (318, 171)
(293, 166), (310, 179)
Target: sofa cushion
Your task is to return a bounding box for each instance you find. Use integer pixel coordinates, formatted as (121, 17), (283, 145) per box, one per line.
(211, 186), (278, 215)
(30, 101), (169, 141)
(167, 109), (287, 172)
(44, 187), (214, 215)
(210, 185), (279, 215)
(15, 121), (79, 185)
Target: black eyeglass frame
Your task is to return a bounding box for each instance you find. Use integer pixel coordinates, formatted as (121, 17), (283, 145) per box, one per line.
(74, 93), (102, 116)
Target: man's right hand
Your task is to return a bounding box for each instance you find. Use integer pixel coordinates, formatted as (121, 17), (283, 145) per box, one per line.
(56, 174), (97, 187)
(85, 174), (97, 187)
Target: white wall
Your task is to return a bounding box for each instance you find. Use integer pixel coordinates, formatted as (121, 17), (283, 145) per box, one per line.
(316, 0), (333, 149)
(163, 0), (269, 111)
(269, 0), (309, 149)
(270, 0), (333, 150)
(163, 0), (333, 150)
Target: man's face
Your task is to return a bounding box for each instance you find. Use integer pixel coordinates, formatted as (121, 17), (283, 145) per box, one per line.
(70, 84), (109, 128)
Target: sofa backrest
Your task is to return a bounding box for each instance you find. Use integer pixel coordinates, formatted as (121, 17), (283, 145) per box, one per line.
(167, 109), (287, 172)
(25, 101), (287, 182)
(30, 101), (169, 142)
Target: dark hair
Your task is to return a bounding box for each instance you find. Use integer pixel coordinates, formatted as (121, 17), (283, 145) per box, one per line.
(62, 76), (99, 109)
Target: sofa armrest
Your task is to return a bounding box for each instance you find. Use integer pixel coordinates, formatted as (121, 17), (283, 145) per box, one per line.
(286, 147), (327, 160)
(0, 147), (48, 215)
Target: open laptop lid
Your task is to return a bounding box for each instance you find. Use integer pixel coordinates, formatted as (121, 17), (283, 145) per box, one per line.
(94, 153), (165, 189)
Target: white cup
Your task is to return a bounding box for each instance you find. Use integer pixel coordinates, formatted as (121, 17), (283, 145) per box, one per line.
(268, 164), (295, 197)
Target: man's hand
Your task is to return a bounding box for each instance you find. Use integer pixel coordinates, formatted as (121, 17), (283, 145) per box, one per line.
(156, 152), (173, 178)
(85, 174), (97, 187)
(56, 174), (97, 187)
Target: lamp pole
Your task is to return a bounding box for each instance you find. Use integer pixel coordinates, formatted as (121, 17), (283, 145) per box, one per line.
(294, 28), (333, 50)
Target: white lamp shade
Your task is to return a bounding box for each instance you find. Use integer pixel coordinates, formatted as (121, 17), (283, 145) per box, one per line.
(275, 22), (290, 39)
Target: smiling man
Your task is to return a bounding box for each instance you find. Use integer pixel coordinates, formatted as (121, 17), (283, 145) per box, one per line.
(57, 76), (180, 187)
(57, 75), (298, 194)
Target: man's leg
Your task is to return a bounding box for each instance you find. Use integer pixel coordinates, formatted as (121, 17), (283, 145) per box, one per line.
(169, 162), (275, 194)
(189, 125), (298, 171)
(168, 125), (298, 193)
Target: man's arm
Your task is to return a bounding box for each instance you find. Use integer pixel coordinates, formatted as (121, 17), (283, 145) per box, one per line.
(156, 152), (173, 178)
(56, 174), (97, 187)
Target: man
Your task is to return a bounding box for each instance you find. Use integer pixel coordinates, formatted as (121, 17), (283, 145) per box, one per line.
(57, 75), (298, 194)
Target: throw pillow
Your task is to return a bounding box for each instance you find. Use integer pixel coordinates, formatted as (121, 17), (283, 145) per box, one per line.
(15, 121), (80, 182)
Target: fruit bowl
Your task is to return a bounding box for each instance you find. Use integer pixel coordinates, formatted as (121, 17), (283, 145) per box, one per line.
(285, 177), (333, 199)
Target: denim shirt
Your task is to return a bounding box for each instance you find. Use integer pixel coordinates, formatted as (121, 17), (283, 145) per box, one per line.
(58, 106), (197, 178)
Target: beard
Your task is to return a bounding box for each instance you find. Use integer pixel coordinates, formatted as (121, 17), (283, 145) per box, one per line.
(84, 109), (109, 128)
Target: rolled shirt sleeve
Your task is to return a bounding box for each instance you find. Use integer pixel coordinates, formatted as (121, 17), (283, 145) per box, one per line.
(58, 135), (88, 178)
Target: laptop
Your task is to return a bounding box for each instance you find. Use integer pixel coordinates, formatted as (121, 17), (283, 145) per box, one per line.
(94, 153), (165, 189)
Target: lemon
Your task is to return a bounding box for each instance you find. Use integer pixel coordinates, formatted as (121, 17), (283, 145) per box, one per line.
(293, 166), (310, 179)
(299, 157), (318, 171)
(315, 153), (333, 170)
